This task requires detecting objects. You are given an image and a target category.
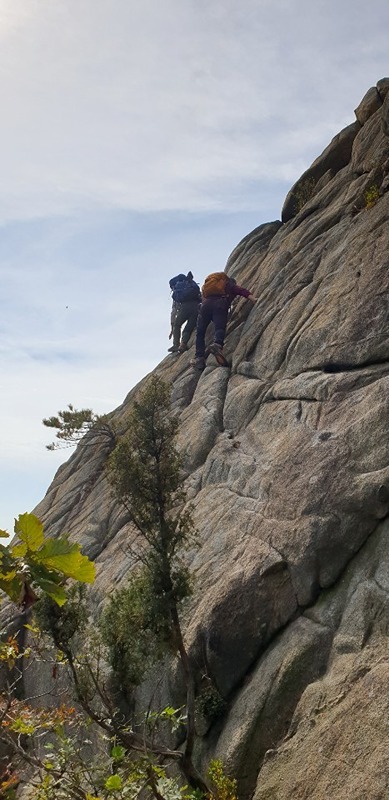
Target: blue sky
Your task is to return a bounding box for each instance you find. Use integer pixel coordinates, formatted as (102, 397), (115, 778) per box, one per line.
(1, 0), (389, 535)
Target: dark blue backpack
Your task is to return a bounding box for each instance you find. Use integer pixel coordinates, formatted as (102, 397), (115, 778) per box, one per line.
(170, 275), (200, 303)
(169, 274), (186, 290)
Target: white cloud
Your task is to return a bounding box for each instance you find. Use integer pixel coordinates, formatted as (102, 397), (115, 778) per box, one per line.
(0, 0), (388, 221)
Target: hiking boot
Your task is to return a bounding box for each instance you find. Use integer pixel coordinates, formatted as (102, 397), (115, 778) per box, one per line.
(209, 343), (229, 367)
(190, 356), (206, 371)
(168, 345), (179, 353)
(178, 342), (189, 353)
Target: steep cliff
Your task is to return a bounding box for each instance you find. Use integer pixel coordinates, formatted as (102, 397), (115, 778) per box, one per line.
(29, 79), (389, 799)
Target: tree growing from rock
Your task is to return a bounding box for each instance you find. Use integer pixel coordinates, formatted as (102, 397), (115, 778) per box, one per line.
(42, 404), (116, 450)
(105, 374), (205, 791)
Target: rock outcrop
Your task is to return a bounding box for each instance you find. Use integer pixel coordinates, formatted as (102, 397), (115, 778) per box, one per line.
(18, 80), (389, 798)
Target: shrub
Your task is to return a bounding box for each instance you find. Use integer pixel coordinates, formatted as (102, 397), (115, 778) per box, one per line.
(195, 684), (227, 725)
(293, 176), (316, 213)
(365, 184), (380, 209)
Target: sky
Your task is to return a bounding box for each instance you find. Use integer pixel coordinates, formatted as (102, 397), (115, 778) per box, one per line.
(1, 0), (389, 536)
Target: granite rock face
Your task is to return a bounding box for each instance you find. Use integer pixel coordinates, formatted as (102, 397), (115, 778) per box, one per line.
(27, 80), (389, 799)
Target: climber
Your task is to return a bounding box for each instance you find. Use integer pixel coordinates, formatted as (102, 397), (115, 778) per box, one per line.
(191, 272), (257, 370)
(168, 271), (201, 354)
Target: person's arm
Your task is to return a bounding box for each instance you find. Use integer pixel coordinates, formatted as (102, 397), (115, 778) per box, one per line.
(232, 285), (257, 301)
(169, 301), (177, 338)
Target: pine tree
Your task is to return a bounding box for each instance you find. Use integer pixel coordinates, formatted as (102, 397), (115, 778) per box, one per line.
(107, 374), (205, 791)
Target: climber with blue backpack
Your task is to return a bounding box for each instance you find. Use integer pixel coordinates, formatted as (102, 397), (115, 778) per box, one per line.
(191, 272), (257, 370)
(168, 271), (201, 354)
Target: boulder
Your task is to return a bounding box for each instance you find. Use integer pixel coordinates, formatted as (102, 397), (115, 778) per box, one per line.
(354, 85), (383, 125)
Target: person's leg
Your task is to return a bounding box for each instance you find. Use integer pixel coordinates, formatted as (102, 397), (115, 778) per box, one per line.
(195, 301), (212, 358)
(181, 302), (200, 348)
(171, 305), (188, 349)
(205, 299), (230, 365)
(213, 299), (229, 347)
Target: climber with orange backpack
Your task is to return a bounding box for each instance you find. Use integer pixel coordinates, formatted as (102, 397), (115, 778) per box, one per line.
(191, 272), (257, 370)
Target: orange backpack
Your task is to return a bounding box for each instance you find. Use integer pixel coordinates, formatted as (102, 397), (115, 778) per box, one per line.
(202, 272), (230, 298)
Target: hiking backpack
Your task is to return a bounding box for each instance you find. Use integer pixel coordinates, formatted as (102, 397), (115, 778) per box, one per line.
(169, 274), (186, 290)
(201, 272), (230, 298)
(170, 276), (200, 303)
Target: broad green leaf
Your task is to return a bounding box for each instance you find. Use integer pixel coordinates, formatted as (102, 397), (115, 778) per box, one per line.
(0, 543), (16, 565)
(29, 560), (63, 583)
(35, 538), (95, 583)
(0, 529), (10, 539)
(11, 542), (28, 558)
(28, 560), (66, 605)
(0, 575), (22, 602)
(105, 774), (123, 791)
(0, 569), (17, 582)
(14, 513), (44, 551)
(33, 578), (67, 606)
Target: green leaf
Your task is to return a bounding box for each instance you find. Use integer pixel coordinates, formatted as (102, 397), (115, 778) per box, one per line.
(35, 579), (67, 606)
(0, 529), (10, 539)
(0, 575), (22, 602)
(11, 542), (28, 558)
(0, 569), (17, 582)
(35, 538), (95, 584)
(14, 513), (44, 551)
(162, 706), (177, 717)
(9, 717), (36, 735)
(29, 560), (62, 582)
(26, 561), (66, 606)
(111, 744), (126, 761)
(105, 774), (123, 791)
(0, 543), (17, 567)
(28, 564), (67, 606)
(24, 623), (40, 633)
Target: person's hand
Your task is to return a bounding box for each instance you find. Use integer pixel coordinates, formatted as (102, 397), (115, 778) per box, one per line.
(249, 294), (258, 302)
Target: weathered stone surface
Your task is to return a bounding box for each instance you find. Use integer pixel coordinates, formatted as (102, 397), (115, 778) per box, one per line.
(377, 76), (389, 100)
(226, 221), (282, 277)
(11, 80), (389, 799)
(354, 85), (383, 125)
(200, 616), (332, 798)
(281, 80), (389, 224)
(176, 366), (230, 472)
(187, 536), (296, 696)
(281, 121), (360, 222)
(351, 99), (389, 175)
(253, 519), (389, 800)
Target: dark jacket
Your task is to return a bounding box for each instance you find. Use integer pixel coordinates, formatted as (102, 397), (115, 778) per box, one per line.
(202, 282), (251, 306)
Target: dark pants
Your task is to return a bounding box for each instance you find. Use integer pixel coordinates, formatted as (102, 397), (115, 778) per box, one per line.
(195, 296), (229, 358)
(172, 301), (199, 347)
